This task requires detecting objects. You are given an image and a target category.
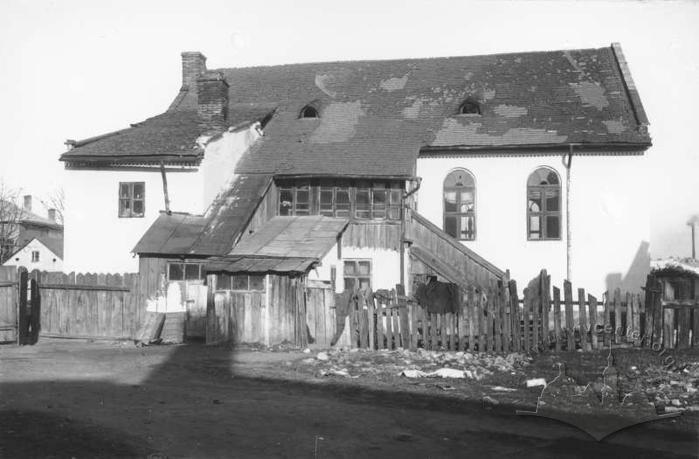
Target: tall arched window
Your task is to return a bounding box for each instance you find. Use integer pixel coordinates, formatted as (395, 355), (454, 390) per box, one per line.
(443, 169), (476, 240)
(527, 167), (561, 240)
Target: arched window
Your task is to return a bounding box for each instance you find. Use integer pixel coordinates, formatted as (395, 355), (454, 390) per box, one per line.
(527, 167), (561, 240)
(300, 105), (319, 119)
(443, 169), (476, 240)
(459, 99), (481, 115)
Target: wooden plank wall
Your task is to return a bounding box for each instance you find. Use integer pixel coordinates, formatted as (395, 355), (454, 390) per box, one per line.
(207, 273), (307, 347)
(34, 270), (144, 340)
(0, 266), (18, 342)
(341, 222), (402, 251)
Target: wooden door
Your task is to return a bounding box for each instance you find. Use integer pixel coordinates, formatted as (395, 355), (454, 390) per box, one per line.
(185, 282), (207, 339)
(305, 284), (336, 347)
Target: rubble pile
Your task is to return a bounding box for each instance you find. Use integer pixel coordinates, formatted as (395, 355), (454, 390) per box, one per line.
(641, 362), (699, 413)
(297, 348), (532, 381)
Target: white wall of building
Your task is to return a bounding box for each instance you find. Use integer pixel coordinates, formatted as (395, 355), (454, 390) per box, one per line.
(416, 153), (649, 296)
(309, 242), (406, 294)
(62, 124), (260, 273)
(2, 238), (63, 272)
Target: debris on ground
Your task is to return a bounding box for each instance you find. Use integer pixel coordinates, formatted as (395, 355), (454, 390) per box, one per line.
(526, 378), (547, 388)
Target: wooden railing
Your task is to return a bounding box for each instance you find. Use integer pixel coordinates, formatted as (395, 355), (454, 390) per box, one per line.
(407, 210), (506, 289)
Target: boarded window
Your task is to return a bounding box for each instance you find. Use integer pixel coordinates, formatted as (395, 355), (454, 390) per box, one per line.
(118, 182), (145, 218)
(527, 167), (561, 240)
(343, 260), (371, 292)
(443, 170), (476, 241)
(31, 251), (40, 263)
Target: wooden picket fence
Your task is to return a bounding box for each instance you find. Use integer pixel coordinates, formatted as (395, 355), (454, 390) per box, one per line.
(344, 270), (696, 352)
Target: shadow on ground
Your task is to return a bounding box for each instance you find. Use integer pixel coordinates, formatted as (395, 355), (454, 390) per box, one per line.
(1, 342), (697, 458)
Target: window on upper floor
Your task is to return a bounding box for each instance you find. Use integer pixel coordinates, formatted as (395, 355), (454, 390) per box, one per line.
(118, 182), (145, 218)
(31, 250), (40, 263)
(277, 179), (402, 221)
(443, 169), (476, 241)
(527, 167), (561, 240)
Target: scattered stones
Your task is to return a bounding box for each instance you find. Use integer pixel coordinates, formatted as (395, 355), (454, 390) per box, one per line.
(526, 378), (547, 388)
(316, 352), (329, 361)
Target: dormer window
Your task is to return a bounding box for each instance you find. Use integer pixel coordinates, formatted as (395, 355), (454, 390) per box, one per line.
(459, 99), (481, 115)
(300, 105), (319, 119)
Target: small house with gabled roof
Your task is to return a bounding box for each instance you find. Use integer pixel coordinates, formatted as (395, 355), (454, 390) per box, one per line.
(61, 44), (651, 345)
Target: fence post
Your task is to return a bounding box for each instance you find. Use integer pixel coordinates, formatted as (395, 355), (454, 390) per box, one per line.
(588, 294), (598, 349)
(578, 288), (588, 351)
(540, 271), (550, 352)
(552, 286), (561, 352)
(508, 281), (520, 352)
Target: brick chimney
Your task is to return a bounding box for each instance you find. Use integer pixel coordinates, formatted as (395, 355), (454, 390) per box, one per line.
(48, 208), (57, 222)
(23, 195), (32, 212)
(197, 72), (229, 127)
(181, 51), (207, 89)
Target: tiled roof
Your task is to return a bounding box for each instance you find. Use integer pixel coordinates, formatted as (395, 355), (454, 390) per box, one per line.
(60, 105), (274, 165)
(185, 45), (650, 177)
(0, 200), (62, 230)
(132, 174), (272, 256)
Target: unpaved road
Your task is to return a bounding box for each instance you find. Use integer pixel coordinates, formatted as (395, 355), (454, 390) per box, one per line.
(1, 340), (697, 458)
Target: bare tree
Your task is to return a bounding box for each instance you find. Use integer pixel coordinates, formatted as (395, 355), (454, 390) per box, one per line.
(41, 187), (65, 225)
(0, 181), (23, 264)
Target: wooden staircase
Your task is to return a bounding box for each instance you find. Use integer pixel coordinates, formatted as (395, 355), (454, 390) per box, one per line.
(406, 210), (507, 290)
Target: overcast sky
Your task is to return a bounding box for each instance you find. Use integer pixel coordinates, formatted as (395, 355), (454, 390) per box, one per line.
(0, 0), (697, 258)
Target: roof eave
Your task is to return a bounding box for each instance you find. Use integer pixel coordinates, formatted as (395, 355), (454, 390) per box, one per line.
(420, 141), (651, 155)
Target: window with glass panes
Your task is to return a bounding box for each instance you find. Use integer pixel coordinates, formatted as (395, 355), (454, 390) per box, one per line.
(226, 274), (265, 291)
(343, 260), (371, 291)
(527, 168), (561, 240)
(279, 183), (310, 216)
(167, 262), (205, 282)
(443, 170), (476, 240)
(118, 182), (145, 218)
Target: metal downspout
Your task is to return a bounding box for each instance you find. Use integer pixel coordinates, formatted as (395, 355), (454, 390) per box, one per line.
(400, 177), (422, 288)
(564, 145), (575, 281)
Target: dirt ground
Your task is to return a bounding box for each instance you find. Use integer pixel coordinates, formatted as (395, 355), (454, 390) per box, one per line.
(1, 339), (698, 458)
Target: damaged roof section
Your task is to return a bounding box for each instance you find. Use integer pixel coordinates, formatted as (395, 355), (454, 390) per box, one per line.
(215, 44), (651, 175)
(132, 174), (272, 256)
(61, 105), (274, 165)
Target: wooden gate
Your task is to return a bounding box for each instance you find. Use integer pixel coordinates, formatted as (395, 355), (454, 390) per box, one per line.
(0, 267), (34, 345)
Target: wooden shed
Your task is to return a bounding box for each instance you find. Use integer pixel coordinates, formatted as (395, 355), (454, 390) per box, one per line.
(204, 216), (349, 346)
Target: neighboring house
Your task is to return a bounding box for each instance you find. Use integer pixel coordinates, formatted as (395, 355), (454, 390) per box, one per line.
(63, 44), (651, 342)
(3, 237), (63, 272)
(0, 196), (64, 271)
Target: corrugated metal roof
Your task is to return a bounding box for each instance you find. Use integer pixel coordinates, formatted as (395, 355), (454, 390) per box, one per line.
(229, 216), (349, 259)
(132, 174), (272, 256)
(132, 212), (208, 255)
(205, 256), (316, 274)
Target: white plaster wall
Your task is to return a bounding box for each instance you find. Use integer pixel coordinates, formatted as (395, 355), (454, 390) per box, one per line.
(62, 124), (261, 273)
(2, 238), (63, 272)
(416, 153), (649, 296)
(308, 242), (404, 294)
(200, 124), (261, 208)
(63, 168), (202, 273)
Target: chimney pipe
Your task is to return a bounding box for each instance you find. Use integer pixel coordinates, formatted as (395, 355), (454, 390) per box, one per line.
(23, 195), (32, 212)
(197, 72), (229, 128)
(181, 52), (207, 89)
(48, 208), (57, 222)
